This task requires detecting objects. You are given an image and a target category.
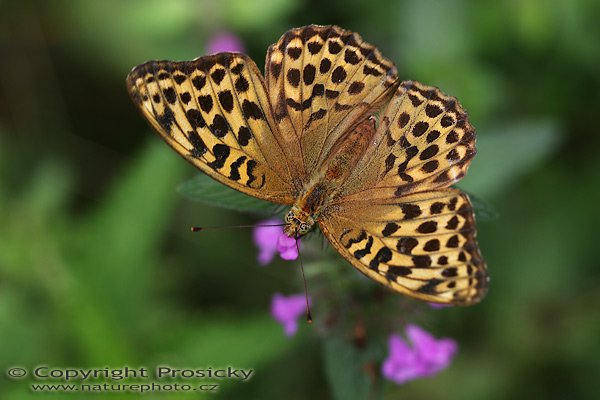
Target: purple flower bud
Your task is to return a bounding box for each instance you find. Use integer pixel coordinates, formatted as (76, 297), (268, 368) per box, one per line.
(428, 302), (451, 309)
(270, 293), (309, 336)
(253, 219), (299, 265)
(206, 32), (245, 54)
(382, 324), (457, 384)
(253, 219), (282, 265)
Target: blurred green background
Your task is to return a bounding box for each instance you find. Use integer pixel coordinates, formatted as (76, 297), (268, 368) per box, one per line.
(1, 0), (599, 398)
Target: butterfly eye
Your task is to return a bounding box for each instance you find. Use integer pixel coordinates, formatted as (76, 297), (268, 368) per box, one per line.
(300, 223), (309, 232)
(285, 211), (294, 223)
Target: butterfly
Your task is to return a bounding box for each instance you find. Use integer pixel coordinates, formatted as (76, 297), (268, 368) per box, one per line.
(126, 25), (488, 305)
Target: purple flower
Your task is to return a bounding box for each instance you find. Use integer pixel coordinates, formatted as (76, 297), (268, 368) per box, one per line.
(382, 324), (457, 385)
(253, 219), (299, 265)
(277, 234), (298, 260)
(428, 302), (451, 309)
(270, 293), (308, 336)
(206, 32), (245, 54)
(253, 219), (282, 265)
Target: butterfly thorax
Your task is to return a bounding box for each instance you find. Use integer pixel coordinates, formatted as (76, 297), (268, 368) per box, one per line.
(283, 117), (377, 238)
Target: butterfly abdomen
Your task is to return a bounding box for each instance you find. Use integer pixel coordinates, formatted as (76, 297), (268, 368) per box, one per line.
(325, 116), (376, 173)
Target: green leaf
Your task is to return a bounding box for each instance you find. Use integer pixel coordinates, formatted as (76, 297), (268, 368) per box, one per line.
(177, 174), (282, 214)
(323, 336), (381, 400)
(64, 141), (186, 364)
(459, 119), (562, 199)
(466, 192), (499, 221)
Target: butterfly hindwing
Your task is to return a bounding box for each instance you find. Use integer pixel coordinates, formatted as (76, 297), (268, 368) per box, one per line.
(127, 53), (294, 204)
(320, 189), (488, 305)
(265, 25), (399, 184)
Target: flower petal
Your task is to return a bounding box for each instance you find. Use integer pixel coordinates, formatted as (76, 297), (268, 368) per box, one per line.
(206, 32), (245, 54)
(382, 334), (422, 384)
(270, 293), (308, 337)
(253, 219), (283, 265)
(383, 326), (458, 385)
(277, 235), (299, 261)
(407, 324), (457, 375)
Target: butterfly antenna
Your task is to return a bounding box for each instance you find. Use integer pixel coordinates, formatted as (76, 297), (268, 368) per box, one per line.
(191, 223), (285, 232)
(295, 233), (313, 324)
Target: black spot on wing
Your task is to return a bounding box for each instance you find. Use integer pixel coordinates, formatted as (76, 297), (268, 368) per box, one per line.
(422, 160), (439, 173)
(412, 255), (432, 268)
(342, 229), (367, 249)
(242, 100), (264, 119)
(387, 266), (411, 279)
(231, 63), (244, 74)
(304, 108), (327, 130)
(430, 202), (445, 214)
(210, 114), (229, 138)
(187, 130), (207, 157)
(185, 109), (206, 129)
(246, 159), (265, 189)
(384, 154), (397, 175)
(229, 156), (246, 181)
(287, 68), (301, 87)
(211, 68), (226, 84)
(237, 126), (252, 146)
(192, 76), (206, 90)
(163, 87), (177, 104)
(417, 221), (437, 234)
(328, 41), (342, 54)
(320, 58), (332, 73)
(426, 130), (440, 143)
(307, 42), (323, 54)
(369, 247), (392, 270)
(235, 76), (249, 92)
(401, 204), (422, 219)
(303, 64), (316, 85)
(271, 63), (282, 79)
(446, 235), (459, 248)
(354, 236), (374, 259)
(208, 144), (229, 170)
(348, 81), (365, 94)
(363, 65), (382, 77)
(157, 108), (175, 133)
(398, 112), (410, 128)
(424, 239), (440, 252)
(412, 121), (429, 137)
(420, 144), (439, 160)
(173, 74), (186, 84)
(198, 95), (213, 113)
(382, 222), (399, 237)
(397, 237), (418, 255)
(417, 278), (443, 294)
(218, 90), (234, 113)
(441, 115), (455, 127)
(180, 92), (192, 104)
(344, 49), (360, 65)
(331, 66), (347, 84)
(287, 47), (302, 60)
(425, 104), (443, 117)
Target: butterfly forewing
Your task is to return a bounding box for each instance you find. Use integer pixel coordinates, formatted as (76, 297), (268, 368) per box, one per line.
(127, 53), (295, 204)
(320, 189), (488, 305)
(341, 81), (477, 202)
(266, 25), (399, 183)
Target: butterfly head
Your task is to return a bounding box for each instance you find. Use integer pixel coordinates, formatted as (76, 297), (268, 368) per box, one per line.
(284, 206), (315, 238)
